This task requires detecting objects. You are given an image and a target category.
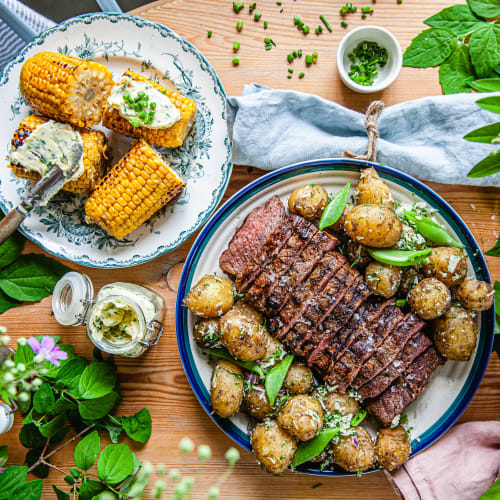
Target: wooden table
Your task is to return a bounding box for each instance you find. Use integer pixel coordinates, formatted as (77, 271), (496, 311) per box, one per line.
(3, 1), (500, 498)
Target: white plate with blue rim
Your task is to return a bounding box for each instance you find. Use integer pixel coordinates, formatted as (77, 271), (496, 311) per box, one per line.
(176, 159), (495, 476)
(0, 13), (231, 268)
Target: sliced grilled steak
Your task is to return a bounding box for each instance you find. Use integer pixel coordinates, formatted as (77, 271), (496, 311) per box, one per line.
(245, 218), (317, 311)
(219, 195), (287, 278)
(235, 214), (301, 293)
(285, 264), (355, 354)
(366, 346), (444, 427)
(326, 301), (405, 392)
(266, 231), (338, 313)
(358, 330), (432, 400)
(352, 313), (426, 389)
(270, 252), (345, 339)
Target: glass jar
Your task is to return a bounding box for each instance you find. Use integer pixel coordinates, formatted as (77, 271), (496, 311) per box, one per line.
(52, 272), (164, 357)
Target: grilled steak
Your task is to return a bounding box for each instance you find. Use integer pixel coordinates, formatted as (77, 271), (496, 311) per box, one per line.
(358, 330), (432, 400)
(219, 195), (287, 278)
(366, 346), (444, 427)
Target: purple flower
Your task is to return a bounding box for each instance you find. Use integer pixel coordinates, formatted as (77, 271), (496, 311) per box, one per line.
(27, 336), (67, 366)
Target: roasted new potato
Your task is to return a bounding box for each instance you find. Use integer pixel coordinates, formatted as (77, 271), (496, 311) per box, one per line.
(323, 391), (360, 417)
(394, 223), (426, 251)
(332, 427), (375, 473)
(365, 262), (402, 298)
(277, 395), (323, 441)
(456, 279), (494, 311)
(251, 420), (297, 474)
(399, 268), (420, 297)
(192, 318), (220, 348)
(356, 167), (394, 209)
(184, 275), (234, 318)
(421, 247), (467, 288)
(288, 184), (328, 220)
(344, 204), (402, 248)
(211, 360), (244, 418)
(375, 426), (411, 471)
(245, 384), (275, 419)
(433, 306), (478, 361)
(408, 278), (451, 320)
(233, 300), (265, 325)
(331, 204), (352, 235)
(346, 240), (372, 269)
(284, 362), (314, 395)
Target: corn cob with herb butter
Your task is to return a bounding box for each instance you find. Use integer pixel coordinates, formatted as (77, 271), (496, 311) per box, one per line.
(102, 70), (196, 147)
(85, 139), (186, 239)
(19, 51), (114, 128)
(9, 114), (109, 195)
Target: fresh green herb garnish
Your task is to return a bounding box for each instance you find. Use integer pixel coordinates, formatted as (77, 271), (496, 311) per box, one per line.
(347, 40), (388, 86)
(265, 354), (294, 405)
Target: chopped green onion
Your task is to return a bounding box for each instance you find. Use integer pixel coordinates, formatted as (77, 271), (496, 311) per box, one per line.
(299, 72), (305, 78)
(249, 2), (256, 12)
(287, 74), (292, 79)
(276, 1), (282, 4)
(341, 21), (348, 27)
(280, 8), (283, 12)
(236, 21), (243, 31)
(293, 50), (298, 58)
(316, 25), (323, 35)
(303, 25), (310, 34)
(312, 51), (318, 63)
(264, 20), (268, 28)
(150, 102), (156, 109)
(287, 53), (294, 63)
(207, 30), (212, 38)
(123, 93), (131, 101)
(129, 118), (141, 127)
(232, 57), (240, 65)
(347, 40), (388, 85)
(288, 68), (294, 73)
(264, 37), (276, 50)
(138, 111), (147, 119)
(294, 14), (301, 25)
(233, 1), (244, 12)
(254, 12), (262, 21)
(305, 54), (313, 64)
(320, 14), (332, 32)
(361, 13), (367, 18)
(233, 41), (240, 51)
(397, 0), (403, 3)
(361, 5), (373, 13)
(298, 49), (302, 57)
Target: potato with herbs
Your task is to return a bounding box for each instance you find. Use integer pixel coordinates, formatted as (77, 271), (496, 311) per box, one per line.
(346, 240), (371, 269)
(288, 184), (328, 220)
(456, 279), (494, 311)
(192, 319), (220, 348)
(259, 334), (286, 370)
(211, 360), (244, 418)
(323, 391), (359, 417)
(365, 262), (401, 298)
(245, 384), (275, 419)
(421, 247), (467, 288)
(185, 274), (234, 318)
(408, 278), (451, 320)
(232, 300), (265, 325)
(284, 362), (314, 395)
(394, 223), (426, 251)
(277, 394), (323, 441)
(375, 426), (411, 471)
(251, 420), (297, 475)
(345, 204), (402, 248)
(219, 309), (266, 361)
(356, 167), (394, 208)
(433, 306), (478, 361)
(332, 427), (375, 473)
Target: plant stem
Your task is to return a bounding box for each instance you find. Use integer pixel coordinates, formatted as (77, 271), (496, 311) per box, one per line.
(44, 424), (95, 460)
(40, 458), (67, 475)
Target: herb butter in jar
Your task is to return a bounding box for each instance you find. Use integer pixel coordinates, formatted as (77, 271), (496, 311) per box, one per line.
(52, 272), (164, 357)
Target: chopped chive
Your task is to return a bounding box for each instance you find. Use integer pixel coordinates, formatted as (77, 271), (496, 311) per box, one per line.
(288, 68), (294, 73)
(287, 74), (292, 79)
(341, 21), (348, 27)
(305, 54), (313, 64)
(303, 25), (310, 34)
(312, 51), (318, 63)
(298, 49), (302, 57)
(287, 53), (294, 63)
(264, 20), (268, 28)
(361, 5), (373, 13)
(276, 0), (282, 4)
(150, 102), (156, 109)
(294, 14), (301, 25)
(293, 50), (298, 58)
(233, 41), (240, 51)
(299, 72), (305, 78)
(233, 1), (244, 12)
(280, 8), (283, 12)
(351, 5), (357, 12)
(397, 0), (403, 3)
(254, 12), (262, 20)
(236, 21), (243, 31)
(361, 13), (367, 18)
(315, 25), (323, 34)
(319, 14), (332, 32)
(129, 118), (141, 127)
(232, 56), (240, 65)
(207, 30), (212, 38)
(249, 2), (256, 12)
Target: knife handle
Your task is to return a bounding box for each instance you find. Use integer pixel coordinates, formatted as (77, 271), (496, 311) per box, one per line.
(0, 206), (27, 246)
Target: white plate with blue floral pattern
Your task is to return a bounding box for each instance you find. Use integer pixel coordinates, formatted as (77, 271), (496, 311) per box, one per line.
(0, 13), (232, 268)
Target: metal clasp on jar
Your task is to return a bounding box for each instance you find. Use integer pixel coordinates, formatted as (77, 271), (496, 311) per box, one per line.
(140, 320), (164, 348)
(75, 298), (97, 325)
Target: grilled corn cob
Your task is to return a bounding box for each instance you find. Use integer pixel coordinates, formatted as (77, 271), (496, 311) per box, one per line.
(9, 114), (109, 195)
(102, 70), (196, 147)
(85, 139), (186, 239)
(20, 51), (114, 128)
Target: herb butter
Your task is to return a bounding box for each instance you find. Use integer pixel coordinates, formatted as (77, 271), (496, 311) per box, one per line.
(92, 299), (141, 345)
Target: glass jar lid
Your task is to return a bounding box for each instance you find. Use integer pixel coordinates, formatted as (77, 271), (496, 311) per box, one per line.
(52, 272), (94, 326)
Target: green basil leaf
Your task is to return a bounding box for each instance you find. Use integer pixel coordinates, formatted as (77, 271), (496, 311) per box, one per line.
(122, 408), (152, 444)
(0, 254), (70, 302)
(79, 479), (105, 500)
(78, 391), (119, 420)
(291, 427), (340, 468)
(403, 28), (457, 68)
(42, 344), (76, 379)
(486, 237), (500, 257)
(78, 362), (116, 399)
(39, 413), (66, 438)
(19, 424), (46, 449)
(0, 231), (25, 268)
(52, 394), (77, 413)
(52, 485), (71, 500)
(424, 5), (484, 35)
(14, 343), (34, 364)
(11, 479), (42, 500)
(97, 443), (134, 486)
(464, 121), (500, 143)
(98, 416), (123, 443)
(479, 478), (500, 500)
(0, 288), (20, 314)
(265, 354), (294, 405)
(0, 466), (28, 497)
(33, 382), (55, 414)
(476, 96), (500, 114)
(468, 151), (500, 177)
(203, 348), (264, 376)
(469, 25), (500, 78)
(469, 78), (500, 92)
(57, 358), (88, 390)
(0, 446), (7, 467)
(25, 449), (49, 479)
(439, 44), (474, 94)
(74, 430), (100, 471)
(467, 0), (500, 19)
(366, 248), (432, 266)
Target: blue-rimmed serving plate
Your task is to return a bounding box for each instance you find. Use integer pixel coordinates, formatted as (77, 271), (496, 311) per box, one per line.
(0, 13), (231, 268)
(176, 159), (494, 476)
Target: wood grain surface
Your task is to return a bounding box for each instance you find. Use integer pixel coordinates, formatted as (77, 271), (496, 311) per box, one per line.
(2, 1), (500, 498)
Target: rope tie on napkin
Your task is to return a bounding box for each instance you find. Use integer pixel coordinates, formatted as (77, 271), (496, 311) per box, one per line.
(343, 100), (384, 162)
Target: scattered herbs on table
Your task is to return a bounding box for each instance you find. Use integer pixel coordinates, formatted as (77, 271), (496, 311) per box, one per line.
(320, 14), (332, 32)
(233, 41), (240, 52)
(207, 29), (213, 38)
(347, 40), (388, 86)
(233, 1), (244, 13)
(236, 20), (243, 31)
(264, 37), (276, 50)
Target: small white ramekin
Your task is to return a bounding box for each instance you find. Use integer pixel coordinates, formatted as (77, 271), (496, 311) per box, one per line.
(336, 25), (402, 94)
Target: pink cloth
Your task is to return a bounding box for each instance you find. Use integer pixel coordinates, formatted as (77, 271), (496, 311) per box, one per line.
(386, 421), (500, 500)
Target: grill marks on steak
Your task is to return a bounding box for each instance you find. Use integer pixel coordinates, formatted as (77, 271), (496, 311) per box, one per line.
(366, 346), (444, 427)
(358, 330), (432, 400)
(219, 195), (287, 278)
(244, 218), (318, 311)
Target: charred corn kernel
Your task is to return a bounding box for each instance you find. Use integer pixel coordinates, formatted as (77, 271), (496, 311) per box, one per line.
(102, 70), (196, 147)
(85, 139), (186, 239)
(8, 114), (109, 195)
(19, 51), (113, 128)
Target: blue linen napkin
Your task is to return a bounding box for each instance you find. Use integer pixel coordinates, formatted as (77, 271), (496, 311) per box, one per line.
(228, 83), (500, 187)
(0, 0), (54, 69)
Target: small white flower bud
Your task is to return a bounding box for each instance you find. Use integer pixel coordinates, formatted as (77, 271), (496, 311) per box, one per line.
(7, 384), (17, 396)
(18, 392), (30, 402)
(0, 335), (10, 345)
(16, 338), (26, 346)
(3, 360), (14, 369)
(31, 378), (42, 387)
(17, 363), (25, 372)
(34, 354), (44, 364)
(2, 373), (14, 384)
(179, 436), (194, 454)
(208, 486), (220, 499)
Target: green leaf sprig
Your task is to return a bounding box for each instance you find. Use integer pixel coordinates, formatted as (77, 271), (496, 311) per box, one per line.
(404, 210), (463, 247)
(318, 182), (350, 231)
(265, 354), (294, 405)
(366, 248), (432, 266)
(291, 427), (340, 468)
